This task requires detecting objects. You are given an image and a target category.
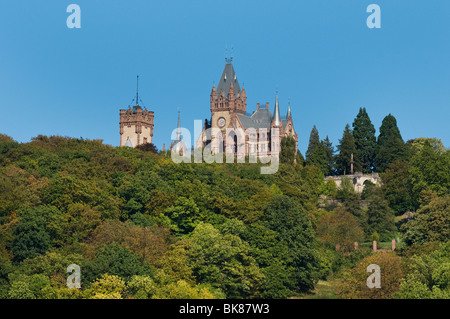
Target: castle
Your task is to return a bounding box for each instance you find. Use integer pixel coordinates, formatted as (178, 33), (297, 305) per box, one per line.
(119, 59), (298, 157)
(195, 58), (298, 157)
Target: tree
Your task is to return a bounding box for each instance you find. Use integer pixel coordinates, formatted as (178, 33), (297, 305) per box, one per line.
(335, 124), (356, 175)
(374, 114), (408, 172)
(323, 136), (335, 175)
(337, 252), (403, 299)
(352, 108), (377, 173)
(280, 136), (296, 164)
(162, 197), (203, 234)
(401, 195), (450, 246)
(317, 210), (365, 252)
(408, 141), (450, 207)
(152, 280), (220, 299)
(305, 125), (320, 161)
(84, 243), (152, 283)
(407, 137), (446, 154)
(11, 206), (60, 262)
(126, 275), (157, 299)
(296, 150), (305, 166)
(394, 242), (450, 299)
(85, 274), (126, 299)
(305, 126), (329, 175)
(380, 160), (414, 215)
(135, 143), (159, 154)
(187, 223), (263, 298)
(263, 195), (319, 292)
(365, 186), (397, 241)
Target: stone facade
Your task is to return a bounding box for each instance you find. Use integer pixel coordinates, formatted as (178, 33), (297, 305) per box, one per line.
(119, 105), (154, 147)
(196, 60), (298, 157)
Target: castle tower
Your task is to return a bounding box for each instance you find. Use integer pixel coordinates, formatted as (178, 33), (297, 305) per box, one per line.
(196, 58), (298, 158)
(119, 76), (154, 147)
(210, 59), (246, 132)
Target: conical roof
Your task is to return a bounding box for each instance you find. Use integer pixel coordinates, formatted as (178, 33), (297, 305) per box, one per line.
(215, 62), (241, 100)
(273, 92), (281, 126)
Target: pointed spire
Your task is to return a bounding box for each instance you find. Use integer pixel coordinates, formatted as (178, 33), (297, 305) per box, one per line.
(211, 83), (217, 100)
(228, 81), (234, 99)
(273, 91), (281, 126)
(286, 98), (291, 119)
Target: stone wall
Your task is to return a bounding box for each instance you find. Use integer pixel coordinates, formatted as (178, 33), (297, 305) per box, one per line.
(325, 172), (381, 193)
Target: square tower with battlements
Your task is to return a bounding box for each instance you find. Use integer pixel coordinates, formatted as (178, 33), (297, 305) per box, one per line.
(119, 76), (154, 147)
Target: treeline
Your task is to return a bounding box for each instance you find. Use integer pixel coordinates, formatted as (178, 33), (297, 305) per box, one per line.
(0, 125), (448, 299)
(287, 107), (449, 213)
(0, 133), (325, 299)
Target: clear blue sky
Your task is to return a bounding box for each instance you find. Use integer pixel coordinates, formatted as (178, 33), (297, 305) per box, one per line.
(1, 0), (449, 155)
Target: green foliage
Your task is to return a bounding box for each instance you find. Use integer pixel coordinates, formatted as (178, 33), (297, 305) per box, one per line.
(317, 210), (364, 252)
(280, 136), (296, 164)
(85, 274), (126, 299)
(263, 196), (319, 292)
(408, 141), (450, 207)
(352, 107), (377, 173)
(0, 133), (447, 300)
(380, 161), (414, 214)
(337, 252), (403, 299)
(407, 137), (446, 154)
(335, 124), (356, 175)
(162, 197), (203, 234)
(305, 126), (332, 175)
(187, 223), (263, 298)
(126, 275), (157, 299)
(84, 243), (152, 284)
(401, 195), (450, 246)
(364, 186), (397, 241)
(374, 114), (408, 172)
(394, 242), (450, 299)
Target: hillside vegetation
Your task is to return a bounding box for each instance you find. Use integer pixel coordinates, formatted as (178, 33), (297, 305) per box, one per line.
(0, 132), (449, 299)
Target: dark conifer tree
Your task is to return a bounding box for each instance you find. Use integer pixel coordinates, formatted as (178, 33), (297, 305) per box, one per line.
(305, 126), (328, 175)
(374, 114), (408, 172)
(305, 125), (320, 160)
(323, 136), (335, 176)
(352, 107), (377, 173)
(335, 124), (357, 175)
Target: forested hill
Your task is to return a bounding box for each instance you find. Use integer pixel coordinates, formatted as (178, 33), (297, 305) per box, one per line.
(0, 133), (449, 299)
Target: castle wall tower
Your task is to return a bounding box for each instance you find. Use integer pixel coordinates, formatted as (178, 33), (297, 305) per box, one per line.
(210, 59), (247, 133)
(119, 76), (154, 147)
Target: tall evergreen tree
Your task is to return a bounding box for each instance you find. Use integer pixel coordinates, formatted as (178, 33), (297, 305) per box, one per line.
(374, 114), (408, 172)
(305, 125), (320, 160)
(323, 136), (335, 175)
(305, 126), (328, 175)
(335, 124), (357, 175)
(352, 107), (377, 173)
(280, 136), (296, 164)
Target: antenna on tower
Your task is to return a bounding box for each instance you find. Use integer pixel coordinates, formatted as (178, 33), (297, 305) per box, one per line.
(136, 75), (140, 106)
(230, 46), (233, 62)
(176, 108), (181, 141)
